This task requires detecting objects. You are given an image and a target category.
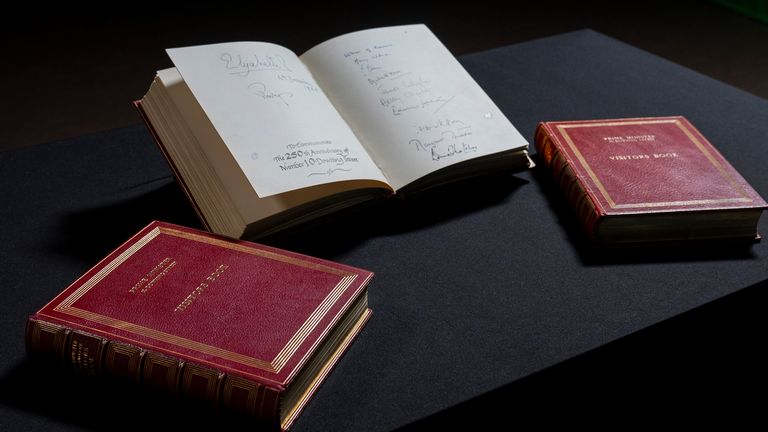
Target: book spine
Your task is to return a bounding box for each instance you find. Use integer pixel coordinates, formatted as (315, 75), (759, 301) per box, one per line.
(25, 316), (282, 425)
(535, 123), (602, 240)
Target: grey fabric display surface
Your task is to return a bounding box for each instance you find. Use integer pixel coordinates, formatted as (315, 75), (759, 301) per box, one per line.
(2, 30), (767, 430)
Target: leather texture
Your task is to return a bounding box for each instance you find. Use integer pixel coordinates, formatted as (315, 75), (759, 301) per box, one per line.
(30, 221), (372, 387)
(536, 116), (767, 216)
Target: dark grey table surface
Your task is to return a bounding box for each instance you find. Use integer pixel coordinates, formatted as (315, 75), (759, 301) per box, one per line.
(2, 29), (767, 430)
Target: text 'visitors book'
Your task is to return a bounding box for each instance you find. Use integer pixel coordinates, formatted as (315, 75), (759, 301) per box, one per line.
(535, 116), (767, 245)
(26, 221), (373, 430)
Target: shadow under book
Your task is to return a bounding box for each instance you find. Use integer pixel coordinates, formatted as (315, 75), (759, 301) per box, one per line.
(535, 116), (767, 245)
(26, 221), (373, 431)
(137, 24), (532, 240)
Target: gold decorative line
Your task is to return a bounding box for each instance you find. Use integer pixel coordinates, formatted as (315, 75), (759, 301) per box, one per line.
(144, 352), (178, 369)
(55, 228), (161, 311)
(272, 276), (354, 368)
(161, 227), (354, 277)
(613, 197), (751, 209)
(271, 275), (356, 371)
(28, 322), (44, 348)
(674, 121), (751, 198)
(557, 125), (616, 207)
(35, 320), (64, 334)
(62, 307), (275, 371)
(51, 225), (360, 375)
(280, 308), (372, 430)
(257, 384), (267, 419)
(559, 119), (678, 129)
(108, 342), (142, 357)
(557, 119), (752, 208)
(49, 319), (287, 387)
(281, 284), (369, 385)
(143, 352), (180, 388)
(223, 375), (260, 411)
(160, 227), (360, 373)
(105, 342), (142, 374)
(182, 364), (220, 397)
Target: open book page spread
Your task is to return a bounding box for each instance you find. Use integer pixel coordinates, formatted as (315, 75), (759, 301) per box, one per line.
(301, 24), (529, 191)
(167, 42), (388, 198)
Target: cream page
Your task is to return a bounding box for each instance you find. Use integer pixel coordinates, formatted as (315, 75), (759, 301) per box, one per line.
(300, 24), (529, 191)
(167, 42), (388, 197)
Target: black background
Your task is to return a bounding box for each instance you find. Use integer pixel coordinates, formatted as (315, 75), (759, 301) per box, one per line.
(1, 2), (768, 430)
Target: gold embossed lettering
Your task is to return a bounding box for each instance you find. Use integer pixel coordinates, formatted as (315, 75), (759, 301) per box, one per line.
(603, 134), (656, 144)
(609, 154), (650, 161)
(174, 264), (229, 312)
(653, 152), (678, 158)
(129, 257), (176, 294)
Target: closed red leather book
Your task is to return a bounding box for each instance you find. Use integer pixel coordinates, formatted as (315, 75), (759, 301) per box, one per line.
(535, 116), (767, 245)
(26, 221), (373, 430)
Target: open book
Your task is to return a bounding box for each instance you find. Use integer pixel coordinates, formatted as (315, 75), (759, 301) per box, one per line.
(138, 24), (532, 239)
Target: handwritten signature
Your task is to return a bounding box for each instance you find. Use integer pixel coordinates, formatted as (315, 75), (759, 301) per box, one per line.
(410, 137), (445, 152)
(367, 70), (404, 86)
(221, 53), (292, 76)
(415, 118), (467, 134)
(344, 43), (455, 118)
(431, 143), (478, 161)
(402, 76), (430, 89)
(247, 82), (293, 106)
(441, 127), (473, 139)
(379, 96), (403, 108)
(392, 104), (419, 116)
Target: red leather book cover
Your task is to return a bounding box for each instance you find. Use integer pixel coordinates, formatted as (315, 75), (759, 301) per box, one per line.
(27, 221), (373, 430)
(535, 116), (767, 242)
